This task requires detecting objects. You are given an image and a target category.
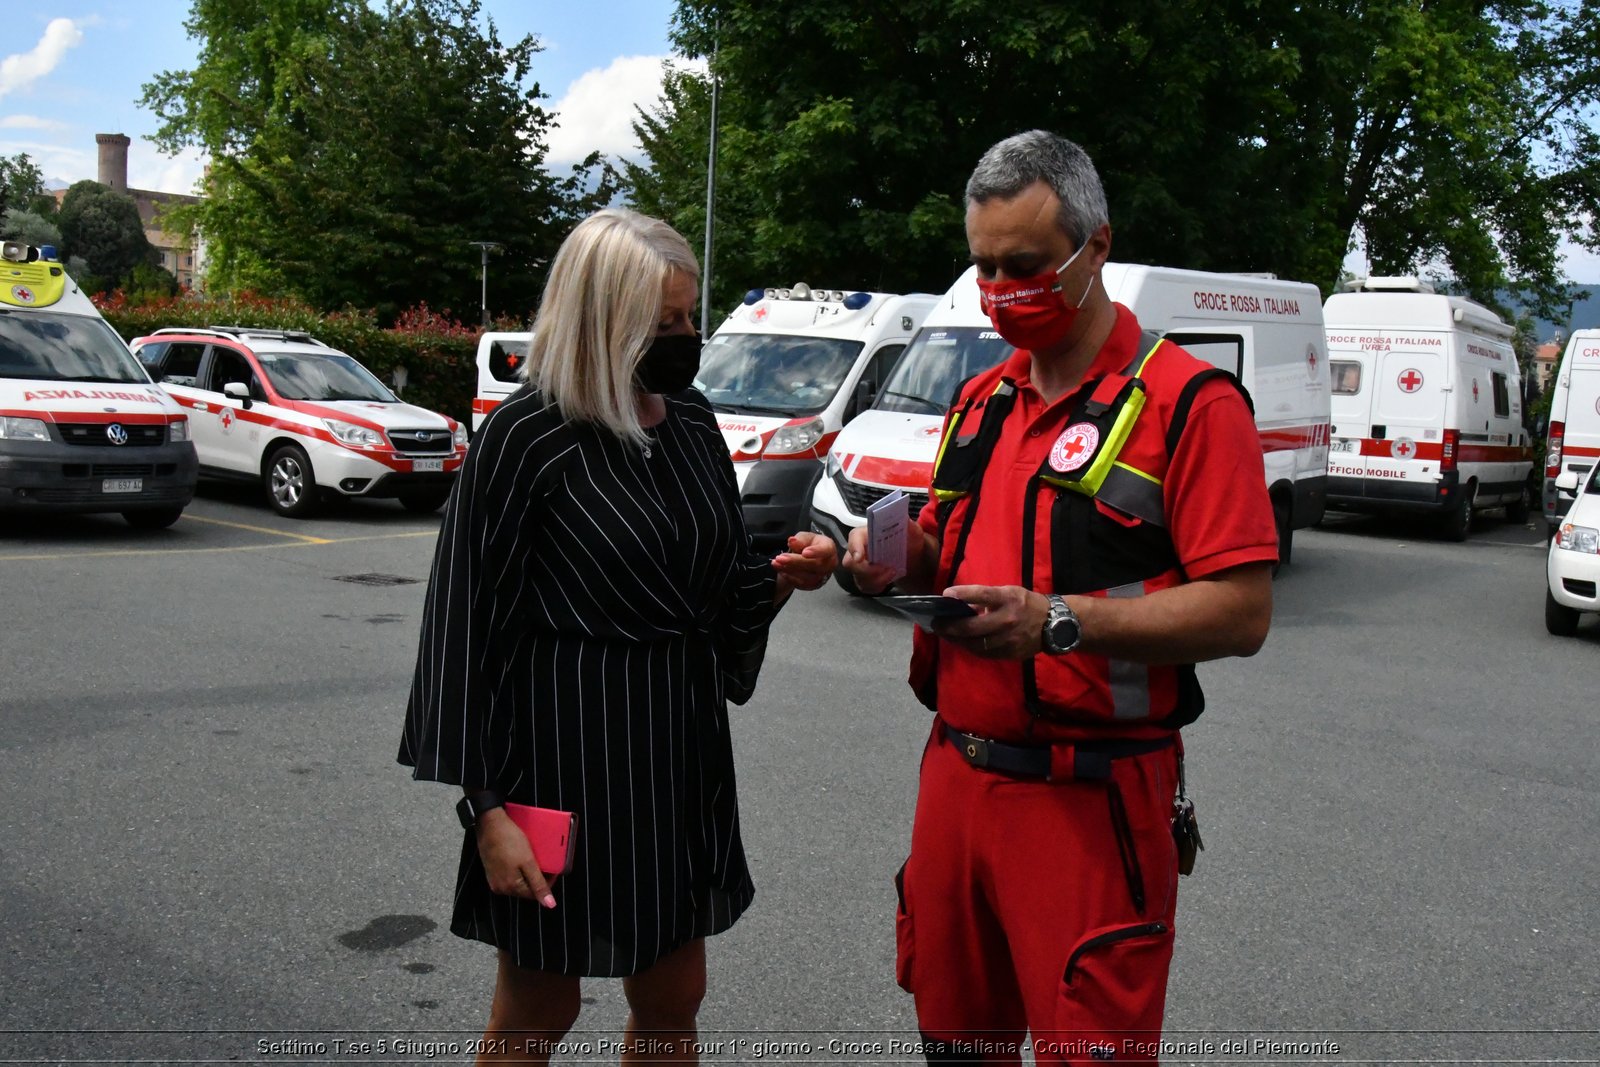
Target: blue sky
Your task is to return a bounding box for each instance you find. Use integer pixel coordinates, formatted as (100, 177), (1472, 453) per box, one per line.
(0, 1), (685, 192)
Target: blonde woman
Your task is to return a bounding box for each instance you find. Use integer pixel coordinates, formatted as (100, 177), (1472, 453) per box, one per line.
(400, 208), (837, 1063)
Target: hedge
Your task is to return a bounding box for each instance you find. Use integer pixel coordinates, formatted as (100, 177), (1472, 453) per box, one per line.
(95, 290), (527, 430)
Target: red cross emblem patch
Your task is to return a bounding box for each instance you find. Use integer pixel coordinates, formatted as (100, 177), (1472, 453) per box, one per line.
(11, 284), (34, 304)
(1472, 379), (1480, 403)
(1049, 422), (1100, 473)
(751, 305), (769, 323)
(218, 407), (235, 432)
(1391, 436), (1417, 460)
(1398, 368), (1424, 393)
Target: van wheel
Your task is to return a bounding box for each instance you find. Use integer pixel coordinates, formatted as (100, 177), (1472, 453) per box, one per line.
(1505, 479), (1533, 524)
(1441, 481), (1476, 542)
(123, 507), (183, 530)
(265, 444), (321, 518)
(1271, 496), (1292, 577)
(1545, 589), (1581, 636)
(833, 567), (862, 596)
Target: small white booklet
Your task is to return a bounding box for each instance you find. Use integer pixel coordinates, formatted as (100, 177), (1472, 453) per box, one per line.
(866, 489), (910, 579)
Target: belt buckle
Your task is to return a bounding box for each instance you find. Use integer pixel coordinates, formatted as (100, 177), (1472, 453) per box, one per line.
(963, 735), (988, 768)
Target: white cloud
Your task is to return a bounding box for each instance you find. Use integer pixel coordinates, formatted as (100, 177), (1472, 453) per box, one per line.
(0, 18), (85, 99)
(0, 114), (65, 130)
(129, 145), (208, 197)
(545, 54), (705, 167)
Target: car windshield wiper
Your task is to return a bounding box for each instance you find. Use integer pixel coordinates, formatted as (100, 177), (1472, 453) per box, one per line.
(736, 403), (797, 416)
(879, 390), (942, 415)
(57, 374), (142, 384)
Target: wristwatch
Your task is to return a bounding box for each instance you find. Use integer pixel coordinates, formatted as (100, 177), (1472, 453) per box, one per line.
(1041, 594), (1082, 655)
(456, 790), (504, 829)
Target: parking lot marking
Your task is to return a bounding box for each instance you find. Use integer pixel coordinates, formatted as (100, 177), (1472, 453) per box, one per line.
(0, 529), (437, 563)
(179, 513), (333, 545)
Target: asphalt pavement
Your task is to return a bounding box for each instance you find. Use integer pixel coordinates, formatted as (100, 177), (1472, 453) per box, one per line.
(0, 487), (1595, 1064)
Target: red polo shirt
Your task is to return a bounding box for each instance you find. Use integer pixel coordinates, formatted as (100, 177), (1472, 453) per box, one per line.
(915, 304), (1278, 742)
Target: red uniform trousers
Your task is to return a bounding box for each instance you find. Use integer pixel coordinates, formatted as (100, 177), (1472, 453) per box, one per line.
(896, 723), (1181, 1065)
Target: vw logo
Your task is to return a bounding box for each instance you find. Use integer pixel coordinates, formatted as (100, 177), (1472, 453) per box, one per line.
(106, 423), (129, 446)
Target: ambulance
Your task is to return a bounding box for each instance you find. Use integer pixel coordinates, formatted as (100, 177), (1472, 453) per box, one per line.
(1323, 277), (1533, 540)
(472, 330), (531, 432)
(698, 284), (936, 547)
(1541, 328), (1600, 526)
(0, 242), (197, 528)
(810, 264), (1331, 589)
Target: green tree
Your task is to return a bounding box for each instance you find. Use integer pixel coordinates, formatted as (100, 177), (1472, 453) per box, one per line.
(0, 153), (54, 219)
(142, 0), (616, 321)
(639, 1), (1600, 318)
(56, 181), (158, 292)
(1, 208), (63, 250)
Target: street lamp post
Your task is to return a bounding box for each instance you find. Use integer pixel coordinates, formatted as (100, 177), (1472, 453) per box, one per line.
(469, 241), (502, 327)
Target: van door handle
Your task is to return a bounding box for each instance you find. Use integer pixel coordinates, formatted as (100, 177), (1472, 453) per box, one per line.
(192, 402), (209, 411)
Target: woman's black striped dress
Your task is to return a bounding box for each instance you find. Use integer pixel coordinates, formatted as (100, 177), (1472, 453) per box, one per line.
(398, 386), (780, 977)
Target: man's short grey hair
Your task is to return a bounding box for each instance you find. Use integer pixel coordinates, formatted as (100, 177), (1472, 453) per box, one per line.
(965, 130), (1109, 247)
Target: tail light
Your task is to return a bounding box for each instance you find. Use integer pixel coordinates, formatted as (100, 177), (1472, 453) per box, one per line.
(1441, 429), (1459, 473)
(1547, 421), (1565, 477)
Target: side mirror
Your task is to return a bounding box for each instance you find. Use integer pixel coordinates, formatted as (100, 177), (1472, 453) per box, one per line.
(223, 381), (252, 408)
(1555, 470), (1581, 496)
(853, 379), (877, 416)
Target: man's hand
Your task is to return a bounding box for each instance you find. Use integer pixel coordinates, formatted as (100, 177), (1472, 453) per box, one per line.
(475, 809), (557, 908)
(931, 584), (1051, 659)
(840, 526), (901, 596)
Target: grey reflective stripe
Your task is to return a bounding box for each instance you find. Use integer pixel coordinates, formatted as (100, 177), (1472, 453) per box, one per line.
(1120, 331), (1165, 376)
(1106, 582), (1151, 719)
(1097, 465), (1166, 527)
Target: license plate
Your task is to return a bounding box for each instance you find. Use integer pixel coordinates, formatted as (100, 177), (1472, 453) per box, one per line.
(413, 458), (444, 472)
(1331, 439), (1357, 454)
(102, 478), (143, 493)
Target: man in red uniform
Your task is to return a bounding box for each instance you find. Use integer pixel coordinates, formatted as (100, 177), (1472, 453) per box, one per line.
(842, 130), (1276, 1064)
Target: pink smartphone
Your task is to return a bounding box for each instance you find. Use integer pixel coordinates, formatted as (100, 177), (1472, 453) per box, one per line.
(502, 802), (578, 876)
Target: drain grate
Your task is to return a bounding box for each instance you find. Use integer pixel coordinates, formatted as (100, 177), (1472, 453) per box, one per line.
(331, 573), (421, 587)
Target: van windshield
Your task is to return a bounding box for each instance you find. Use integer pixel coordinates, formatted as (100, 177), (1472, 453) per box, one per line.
(0, 310), (150, 384)
(256, 350), (397, 403)
(876, 326), (1014, 415)
(695, 334), (864, 416)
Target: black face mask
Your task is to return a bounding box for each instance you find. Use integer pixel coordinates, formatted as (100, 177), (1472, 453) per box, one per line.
(635, 332), (702, 394)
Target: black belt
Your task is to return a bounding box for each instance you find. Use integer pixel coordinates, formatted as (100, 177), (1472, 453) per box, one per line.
(940, 721), (1175, 781)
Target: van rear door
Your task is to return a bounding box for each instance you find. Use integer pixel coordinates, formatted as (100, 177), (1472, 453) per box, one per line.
(1370, 346), (1445, 475)
(1564, 355), (1600, 477)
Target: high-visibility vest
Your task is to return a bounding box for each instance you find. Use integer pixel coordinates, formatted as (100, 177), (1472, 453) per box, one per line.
(911, 332), (1252, 730)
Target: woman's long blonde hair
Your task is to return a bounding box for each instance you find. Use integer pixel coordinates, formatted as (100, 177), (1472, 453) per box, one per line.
(526, 208), (699, 443)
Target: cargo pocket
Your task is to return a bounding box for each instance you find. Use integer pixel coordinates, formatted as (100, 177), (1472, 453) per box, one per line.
(893, 860), (915, 992)
(1051, 921), (1174, 1062)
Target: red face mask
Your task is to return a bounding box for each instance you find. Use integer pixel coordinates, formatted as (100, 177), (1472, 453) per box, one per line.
(976, 242), (1093, 352)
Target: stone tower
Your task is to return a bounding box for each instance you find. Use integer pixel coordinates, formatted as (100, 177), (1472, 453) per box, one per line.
(96, 133), (131, 194)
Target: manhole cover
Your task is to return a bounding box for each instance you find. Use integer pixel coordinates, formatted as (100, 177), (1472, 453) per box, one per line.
(331, 573), (421, 586)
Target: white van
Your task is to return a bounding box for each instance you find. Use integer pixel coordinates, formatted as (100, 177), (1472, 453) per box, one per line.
(0, 241), (197, 527)
(1322, 278), (1533, 540)
(472, 331), (532, 432)
(811, 264), (1331, 587)
(697, 284), (935, 548)
(1541, 328), (1600, 525)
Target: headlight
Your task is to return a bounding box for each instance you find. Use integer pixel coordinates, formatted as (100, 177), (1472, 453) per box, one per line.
(453, 423), (468, 448)
(825, 449), (843, 477)
(323, 419), (385, 448)
(1556, 523), (1600, 554)
(0, 416), (49, 441)
(169, 418), (189, 443)
(765, 418), (825, 457)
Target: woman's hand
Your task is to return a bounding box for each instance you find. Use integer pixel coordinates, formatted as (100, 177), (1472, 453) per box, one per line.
(773, 531), (838, 594)
(475, 809), (557, 908)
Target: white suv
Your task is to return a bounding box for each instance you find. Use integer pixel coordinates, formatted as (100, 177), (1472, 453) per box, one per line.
(1546, 464), (1600, 636)
(132, 326), (467, 517)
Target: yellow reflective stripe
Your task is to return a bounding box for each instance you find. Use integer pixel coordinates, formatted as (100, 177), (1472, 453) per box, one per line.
(1110, 459), (1161, 486)
(1134, 337), (1164, 376)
